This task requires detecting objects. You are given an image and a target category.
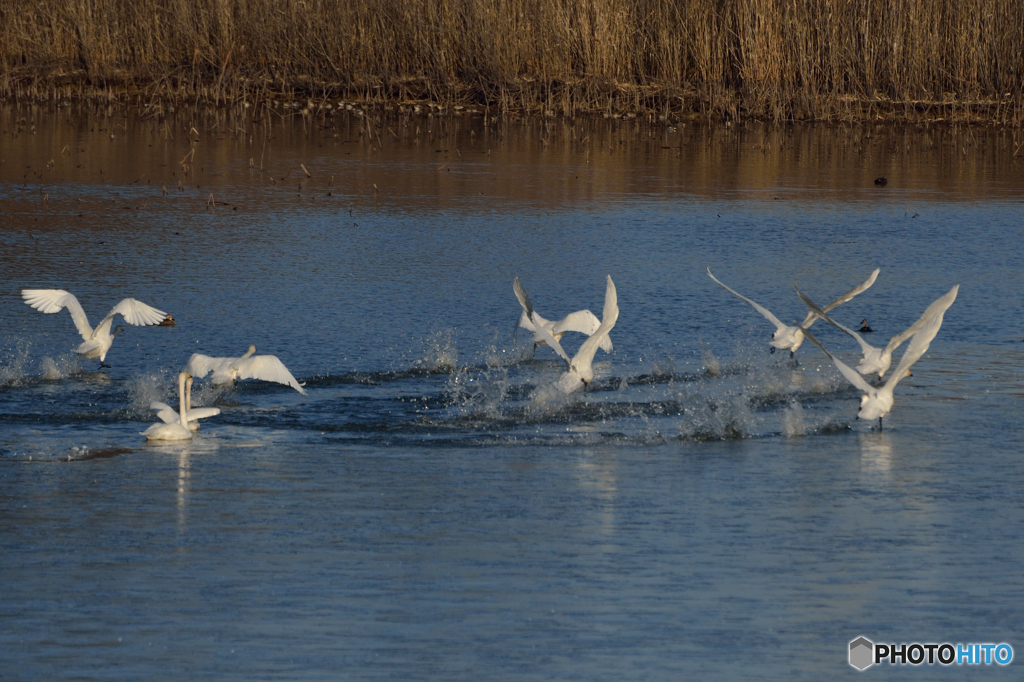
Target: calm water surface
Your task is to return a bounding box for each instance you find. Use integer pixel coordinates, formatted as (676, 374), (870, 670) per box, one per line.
(1, 105), (1023, 679)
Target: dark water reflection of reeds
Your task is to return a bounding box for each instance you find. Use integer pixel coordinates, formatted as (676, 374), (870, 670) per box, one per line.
(2, 104), (1024, 228)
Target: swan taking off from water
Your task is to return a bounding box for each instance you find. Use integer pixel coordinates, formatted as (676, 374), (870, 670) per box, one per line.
(801, 289), (956, 428)
(150, 375), (221, 432)
(797, 285), (959, 377)
(706, 267), (879, 356)
(515, 275), (618, 394)
(21, 289), (168, 366)
(512, 277), (613, 356)
(187, 345), (307, 394)
(142, 372), (194, 441)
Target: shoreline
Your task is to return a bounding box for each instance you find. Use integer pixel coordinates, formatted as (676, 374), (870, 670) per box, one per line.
(2, 70), (1022, 127)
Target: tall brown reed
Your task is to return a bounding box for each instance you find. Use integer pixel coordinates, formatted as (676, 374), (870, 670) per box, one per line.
(1, 0), (1022, 121)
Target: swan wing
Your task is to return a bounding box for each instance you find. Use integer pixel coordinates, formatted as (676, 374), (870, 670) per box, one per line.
(552, 310), (613, 352)
(795, 286), (877, 355)
(798, 268), (880, 327)
(530, 314), (572, 367)
(552, 310), (601, 336)
(822, 268), (880, 312)
(885, 285), (960, 355)
(94, 298), (168, 337)
(233, 355), (307, 394)
(884, 306), (950, 392)
(186, 354), (226, 379)
(185, 407), (221, 421)
(572, 275), (619, 371)
(108, 298), (168, 326)
(150, 401), (178, 424)
(707, 267), (786, 331)
(515, 277), (571, 365)
(801, 328), (876, 394)
(512, 277), (535, 319)
(517, 310), (536, 333)
(831, 317), (876, 355)
(21, 289), (93, 341)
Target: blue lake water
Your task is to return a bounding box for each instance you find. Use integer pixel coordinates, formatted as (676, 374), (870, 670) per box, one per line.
(1, 105), (1023, 678)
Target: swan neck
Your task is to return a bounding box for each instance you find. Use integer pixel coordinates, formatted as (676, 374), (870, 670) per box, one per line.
(177, 372), (189, 429)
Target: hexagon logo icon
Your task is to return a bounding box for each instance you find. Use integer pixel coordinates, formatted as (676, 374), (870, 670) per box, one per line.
(849, 637), (874, 670)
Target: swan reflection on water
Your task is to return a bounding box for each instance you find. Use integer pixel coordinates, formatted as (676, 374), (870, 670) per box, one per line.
(858, 431), (893, 476)
(573, 448), (619, 536)
(177, 449), (191, 531)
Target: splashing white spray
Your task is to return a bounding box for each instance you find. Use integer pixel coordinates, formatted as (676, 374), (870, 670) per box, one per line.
(0, 342), (32, 386)
(413, 329), (459, 373)
(125, 372), (173, 419)
(700, 340), (721, 377)
(40, 354), (81, 380)
(783, 400), (807, 437)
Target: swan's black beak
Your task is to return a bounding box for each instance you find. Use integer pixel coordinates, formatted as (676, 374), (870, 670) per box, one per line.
(770, 347), (775, 355)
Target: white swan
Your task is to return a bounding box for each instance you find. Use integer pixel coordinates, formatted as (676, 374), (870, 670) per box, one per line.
(142, 372), (193, 441)
(801, 291), (956, 427)
(150, 375), (221, 431)
(706, 267), (879, 356)
(187, 345), (307, 394)
(515, 275), (618, 394)
(513, 277), (613, 355)
(22, 289), (168, 366)
(797, 285), (959, 377)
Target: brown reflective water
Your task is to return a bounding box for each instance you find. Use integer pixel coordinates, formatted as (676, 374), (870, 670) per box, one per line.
(3, 104), (1024, 215)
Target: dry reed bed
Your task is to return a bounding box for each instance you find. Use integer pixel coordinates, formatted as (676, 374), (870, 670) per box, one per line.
(2, 0), (1023, 122)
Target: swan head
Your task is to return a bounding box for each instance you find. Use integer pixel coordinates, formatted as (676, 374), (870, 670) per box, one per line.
(113, 324), (126, 337)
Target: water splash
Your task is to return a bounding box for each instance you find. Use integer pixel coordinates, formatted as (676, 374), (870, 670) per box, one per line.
(412, 328), (459, 373)
(125, 372), (173, 419)
(444, 363), (511, 420)
(40, 353), (81, 380)
(0, 341), (32, 386)
(526, 379), (579, 414)
(678, 388), (754, 440)
(700, 340), (721, 376)
(485, 336), (534, 368)
(783, 400), (807, 437)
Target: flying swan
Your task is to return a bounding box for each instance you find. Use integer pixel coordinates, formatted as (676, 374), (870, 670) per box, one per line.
(515, 275), (618, 394)
(150, 374), (221, 431)
(187, 345), (306, 394)
(142, 372), (195, 441)
(21, 289), (168, 366)
(797, 285), (959, 377)
(799, 285), (957, 428)
(706, 267), (879, 356)
(513, 277), (613, 356)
